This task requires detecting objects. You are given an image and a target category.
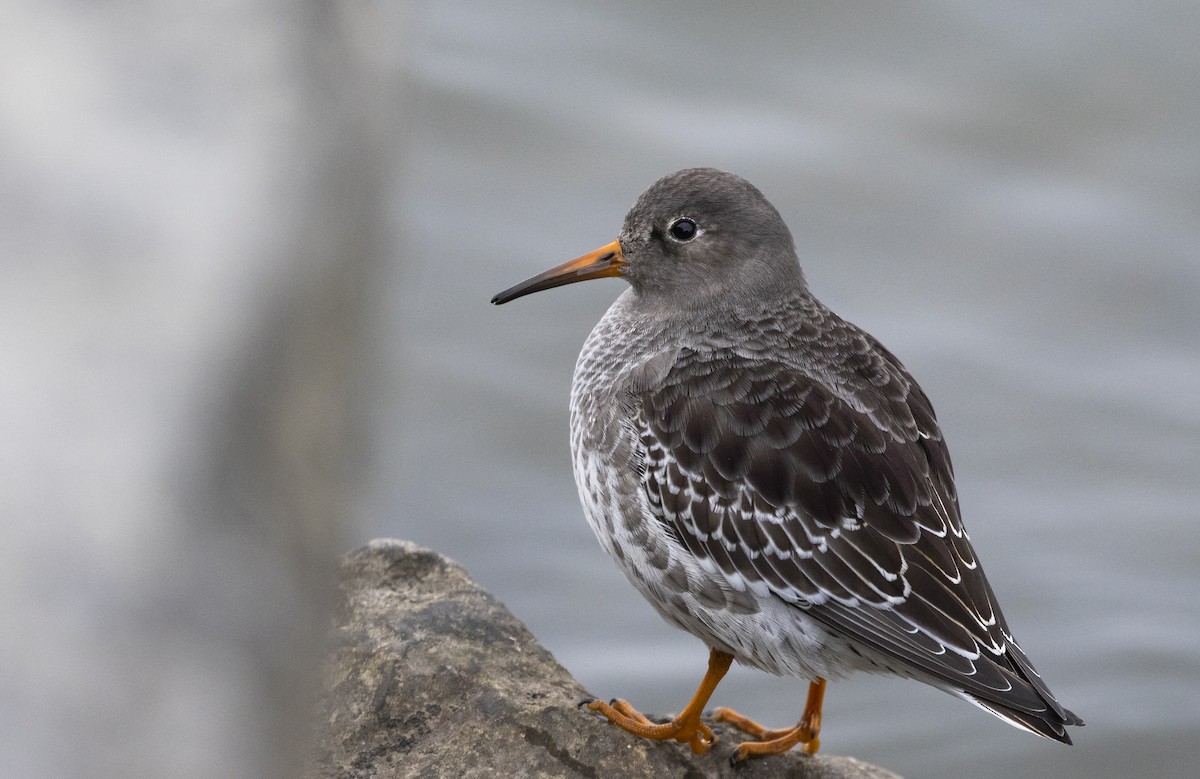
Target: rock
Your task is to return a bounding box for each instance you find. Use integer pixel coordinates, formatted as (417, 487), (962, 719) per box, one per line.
(309, 539), (901, 779)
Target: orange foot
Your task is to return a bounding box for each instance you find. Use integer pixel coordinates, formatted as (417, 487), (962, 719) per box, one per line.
(583, 647), (733, 755)
(713, 677), (826, 762)
(584, 697), (716, 754)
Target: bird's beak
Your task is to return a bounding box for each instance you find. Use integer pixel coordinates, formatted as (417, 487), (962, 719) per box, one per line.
(491, 240), (624, 305)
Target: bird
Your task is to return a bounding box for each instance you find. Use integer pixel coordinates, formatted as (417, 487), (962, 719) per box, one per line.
(490, 168), (1082, 761)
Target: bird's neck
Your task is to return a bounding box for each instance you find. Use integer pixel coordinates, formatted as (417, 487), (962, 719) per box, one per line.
(625, 279), (817, 330)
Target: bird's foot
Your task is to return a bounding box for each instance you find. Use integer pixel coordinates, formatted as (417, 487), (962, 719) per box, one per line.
(713, 677), (825, 763)
(581, 648), (734, 756)
(713, 706), (818, 762)
(585, 698), (716, 755)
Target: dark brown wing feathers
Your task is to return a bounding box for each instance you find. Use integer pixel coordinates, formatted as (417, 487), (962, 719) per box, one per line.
(637, 343), (1081, 740)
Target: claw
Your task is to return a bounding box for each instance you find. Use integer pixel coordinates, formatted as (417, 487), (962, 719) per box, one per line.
(583, 648), (734, 756)
(717, 678), (826, 760)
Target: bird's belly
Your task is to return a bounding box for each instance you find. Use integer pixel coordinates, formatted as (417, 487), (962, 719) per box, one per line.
(571, 445), (868, 681)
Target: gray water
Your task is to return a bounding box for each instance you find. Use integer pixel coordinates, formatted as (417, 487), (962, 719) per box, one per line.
(364, 3), (1200, 777)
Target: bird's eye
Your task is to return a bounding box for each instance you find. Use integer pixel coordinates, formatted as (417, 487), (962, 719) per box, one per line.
(667, 217), (698, 242)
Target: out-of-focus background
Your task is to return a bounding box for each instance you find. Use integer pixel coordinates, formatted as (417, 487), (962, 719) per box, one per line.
(3, 2), (1198, 778)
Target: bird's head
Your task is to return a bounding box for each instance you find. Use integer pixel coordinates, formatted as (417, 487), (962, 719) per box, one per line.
(491, 168), (805, 309)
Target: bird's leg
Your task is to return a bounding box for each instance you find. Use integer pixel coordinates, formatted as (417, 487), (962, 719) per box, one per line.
(585, 647), (733, 754)
(713, 677), (826, 761)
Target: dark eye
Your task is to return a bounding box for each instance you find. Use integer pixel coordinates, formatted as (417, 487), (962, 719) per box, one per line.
(668, 217), (698, 242)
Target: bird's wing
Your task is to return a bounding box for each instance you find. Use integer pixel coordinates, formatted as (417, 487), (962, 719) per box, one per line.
(634, 343), (1079, 738)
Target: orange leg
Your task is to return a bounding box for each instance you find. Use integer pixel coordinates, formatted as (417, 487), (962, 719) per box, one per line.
(585, 647), (734, 754)
(713, 677), (826, 761)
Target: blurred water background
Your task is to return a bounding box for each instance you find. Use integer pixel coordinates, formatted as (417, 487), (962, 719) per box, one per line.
(4, 2), (1198, 778)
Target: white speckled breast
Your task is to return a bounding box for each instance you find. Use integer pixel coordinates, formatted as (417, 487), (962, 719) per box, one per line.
(568, 291), (864, 680)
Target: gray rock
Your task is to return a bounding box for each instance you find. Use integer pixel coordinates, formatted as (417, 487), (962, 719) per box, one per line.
(309, 539), (901, 779)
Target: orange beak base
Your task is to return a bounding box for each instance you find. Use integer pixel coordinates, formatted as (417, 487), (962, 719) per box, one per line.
(491, 240), (624, 305)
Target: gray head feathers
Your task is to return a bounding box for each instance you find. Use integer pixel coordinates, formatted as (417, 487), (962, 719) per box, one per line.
(616, 168), (807, 307)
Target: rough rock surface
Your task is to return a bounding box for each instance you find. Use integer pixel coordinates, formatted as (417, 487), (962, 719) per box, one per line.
(309, 539), (901, 779)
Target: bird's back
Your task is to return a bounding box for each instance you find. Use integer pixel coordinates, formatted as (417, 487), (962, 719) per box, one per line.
(572, 289), (1081, 743)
